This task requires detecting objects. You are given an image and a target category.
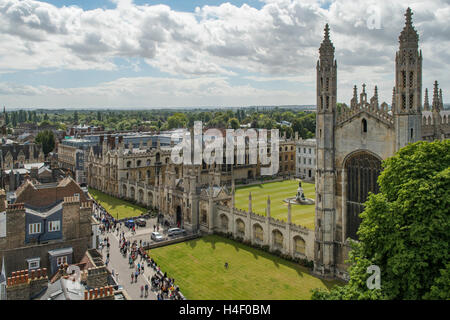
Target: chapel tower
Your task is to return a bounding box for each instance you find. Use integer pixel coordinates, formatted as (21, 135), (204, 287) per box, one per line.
(314, 24), (337, 276)
(394, 7), (422, 151)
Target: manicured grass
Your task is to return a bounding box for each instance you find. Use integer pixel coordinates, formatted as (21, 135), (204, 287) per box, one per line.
(88, 188), (147, 220)
(149, 235), (340, 300)
(235, 180), (315, 229)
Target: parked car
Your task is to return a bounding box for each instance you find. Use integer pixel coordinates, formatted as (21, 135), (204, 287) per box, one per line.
(124, 219), (135, 228)
(135, 218), (146, 227)
(167, 228), (187, 237)
(151, 232), (164, 242)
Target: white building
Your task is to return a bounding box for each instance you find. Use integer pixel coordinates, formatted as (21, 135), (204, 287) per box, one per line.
(296, 138), (316, 181)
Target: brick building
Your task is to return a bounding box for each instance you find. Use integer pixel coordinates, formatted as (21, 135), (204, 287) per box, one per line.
(0, 176), (93, 277)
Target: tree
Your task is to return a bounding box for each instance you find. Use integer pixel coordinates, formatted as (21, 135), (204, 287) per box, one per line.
(167, 113), (188, 129)
(312, 140), (450, 300)
(35, 130), (56, 155)
(228, 118), (240, 130)
(74, 111), (79, 124)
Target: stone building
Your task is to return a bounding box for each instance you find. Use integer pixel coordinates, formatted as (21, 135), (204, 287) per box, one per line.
(0, 141), (45, 170)
(0, 176), (93, 277)
(313, 8), (449, 280)
(295, 138), (316, 181)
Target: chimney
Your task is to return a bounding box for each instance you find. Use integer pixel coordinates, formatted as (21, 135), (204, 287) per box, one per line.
(84, 290), (88, 300)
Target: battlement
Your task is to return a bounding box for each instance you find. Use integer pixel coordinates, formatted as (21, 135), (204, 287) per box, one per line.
(84, 285), (115, 300)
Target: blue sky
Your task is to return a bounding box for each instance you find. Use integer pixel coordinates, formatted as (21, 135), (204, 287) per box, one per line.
(0, 0), (447, 109)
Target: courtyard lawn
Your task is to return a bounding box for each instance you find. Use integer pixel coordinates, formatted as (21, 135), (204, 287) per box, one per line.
(88, 188), (147, 220)
(149, 235), (340, 300)
(235, 180), (315, 230)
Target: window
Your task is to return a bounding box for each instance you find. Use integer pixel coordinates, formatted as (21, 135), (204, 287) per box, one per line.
(48, 220), (60, 232)
(304, 148), (306, 153)
(362, 119), (367, 133)
(410, 128), (414, 139)
(137, 160), (141, 167)
(303, 158), (306, 164)
(57, 256), (67, 267)
(27, 258), (40, 270)
(126, 161), (131, 168)
(309, 148), (311, 154)
(29, 223), (41, 235)
(308, 158), (311, 165)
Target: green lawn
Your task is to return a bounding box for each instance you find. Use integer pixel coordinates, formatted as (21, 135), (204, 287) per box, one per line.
(149, 235), (340, 300)
(88, 188), (147, 220)
(235, 180), (315, 229)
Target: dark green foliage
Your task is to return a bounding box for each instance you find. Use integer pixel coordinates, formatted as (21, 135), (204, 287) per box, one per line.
(35, 130), (55, 155)
(312, 140), (450, 300)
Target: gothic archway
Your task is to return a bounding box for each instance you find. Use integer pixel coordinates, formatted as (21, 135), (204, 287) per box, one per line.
(345, 151), (381, 240)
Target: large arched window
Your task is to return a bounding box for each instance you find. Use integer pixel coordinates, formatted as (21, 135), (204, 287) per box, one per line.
(345, 152), (381, 240)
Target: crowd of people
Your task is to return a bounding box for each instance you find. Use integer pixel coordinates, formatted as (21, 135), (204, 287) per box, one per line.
(92, 199), (184, 300)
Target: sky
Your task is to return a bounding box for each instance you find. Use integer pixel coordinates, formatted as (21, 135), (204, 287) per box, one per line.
(0, 0), (448, 109)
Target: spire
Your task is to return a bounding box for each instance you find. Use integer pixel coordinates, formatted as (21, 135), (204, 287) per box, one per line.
(351, 85), (358, 109)
(360, 83), (367, 104)
(319, 23), (335, 63)
(432, 81), (440, 112)
(424, 88), (430, 111)
(439, 88), (443, 109)
(371, 86), (379, 110)
(399, 7), (419, 50)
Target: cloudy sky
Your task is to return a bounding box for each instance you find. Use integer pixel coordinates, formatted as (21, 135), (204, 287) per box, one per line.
(0, 0), (448, 109)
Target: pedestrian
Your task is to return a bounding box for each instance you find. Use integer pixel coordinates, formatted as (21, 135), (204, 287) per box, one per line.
(144, 284), (149, 297)
(116, 272), (119, 281)
(131, 272), (134, 284)
(141, 265), (144, 274)
(135, 271), (139, 282)
(140, 285), (144, 298)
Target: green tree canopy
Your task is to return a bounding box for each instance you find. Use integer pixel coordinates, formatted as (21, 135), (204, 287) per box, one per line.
(35, 130), (56, 155)
(312, 140), (450, 300)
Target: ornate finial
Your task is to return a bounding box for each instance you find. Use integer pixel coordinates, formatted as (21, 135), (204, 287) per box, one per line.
(324, 24), (330, 40)
(374, 86), (378, 99)
(424, 88), (430, 111)
(399, 7), (419, 48)
(353, 85), (358, 98)
(319, 23), (334, 62)
(439, 88), (443, 108)
(405, 7), (413, 26)
(362, 83), (366, 93)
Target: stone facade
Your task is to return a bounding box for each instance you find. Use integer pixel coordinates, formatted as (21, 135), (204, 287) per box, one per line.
(295, 138), (316, 181)
(313, 9), (449, 280)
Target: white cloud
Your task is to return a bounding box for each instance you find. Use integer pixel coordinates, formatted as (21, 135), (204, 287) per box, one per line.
(0, 76), (306, 108)
(0, 0), (448, 107)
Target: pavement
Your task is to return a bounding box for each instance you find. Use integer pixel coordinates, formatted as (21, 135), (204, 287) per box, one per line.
(93, 204), (188, 300)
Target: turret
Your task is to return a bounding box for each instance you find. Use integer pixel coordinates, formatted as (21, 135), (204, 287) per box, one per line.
(394, 7), (422, 151)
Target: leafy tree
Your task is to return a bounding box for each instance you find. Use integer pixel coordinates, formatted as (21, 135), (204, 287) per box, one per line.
(312, 140), (450, 300)
(228, 118), (240, 130)
(167, 113), (188, 129)
(35, 130), (56, 155)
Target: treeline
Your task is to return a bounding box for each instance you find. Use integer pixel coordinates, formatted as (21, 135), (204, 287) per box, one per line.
(3, 107), (316, 139)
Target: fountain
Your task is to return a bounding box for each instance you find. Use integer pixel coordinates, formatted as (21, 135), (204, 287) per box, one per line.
(284, 180), (315, 205)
